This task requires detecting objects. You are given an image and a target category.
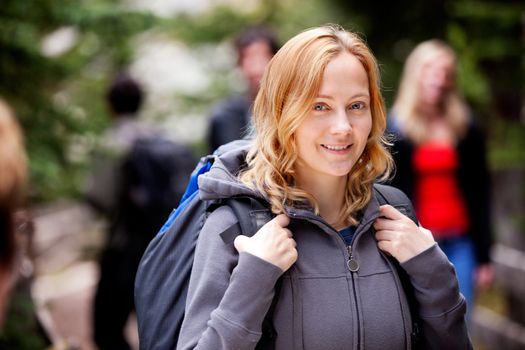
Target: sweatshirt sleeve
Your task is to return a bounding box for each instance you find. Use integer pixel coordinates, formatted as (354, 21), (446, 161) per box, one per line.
(177, 205), (283, 350)
(401, 244), (473, 350)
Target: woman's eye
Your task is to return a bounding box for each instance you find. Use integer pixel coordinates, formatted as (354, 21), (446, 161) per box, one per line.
(313, 103), (328, 111)
(350, 102), (365, 110)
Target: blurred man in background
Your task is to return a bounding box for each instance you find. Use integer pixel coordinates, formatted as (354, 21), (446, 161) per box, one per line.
(207, 25), (279, 152)
(86, 72), (194, 350)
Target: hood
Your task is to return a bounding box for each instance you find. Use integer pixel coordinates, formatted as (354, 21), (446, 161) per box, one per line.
(198, 140), (262, 201)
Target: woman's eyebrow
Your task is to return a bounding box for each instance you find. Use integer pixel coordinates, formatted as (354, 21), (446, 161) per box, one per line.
(316, 93), (370, 100)
(316, 94), (333, 100)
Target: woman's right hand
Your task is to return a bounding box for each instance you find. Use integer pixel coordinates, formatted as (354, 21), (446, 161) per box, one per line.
(234, 214), (297, 272)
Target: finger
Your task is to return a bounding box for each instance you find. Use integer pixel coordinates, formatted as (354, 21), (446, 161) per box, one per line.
(379, 205), (406, 220)
(234, 235), (249, 253)
(373, 217), (392, 230)
(289, 247), (298, 262)
(283, 228), (293, 238)
(375, 229), (397, 242)
(374, 217), (406, 233)
(376, 240), (393, 254)
(273, 213), (290, 227)
(416, 226), (434, 241)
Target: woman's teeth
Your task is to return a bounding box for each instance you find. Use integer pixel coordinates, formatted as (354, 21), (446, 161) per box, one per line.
(322, 144), (350, 151)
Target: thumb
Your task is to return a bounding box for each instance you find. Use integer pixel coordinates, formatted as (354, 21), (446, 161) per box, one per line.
(273, 213), (290, 227)
(234, 235), (249, 253)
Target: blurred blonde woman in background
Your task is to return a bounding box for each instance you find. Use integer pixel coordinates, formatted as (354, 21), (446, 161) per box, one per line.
(388, 40), (494, 317)
(0, 98), (27, 327)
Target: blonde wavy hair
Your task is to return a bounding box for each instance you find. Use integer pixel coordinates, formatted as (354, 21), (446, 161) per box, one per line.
(0, 99), (27, 209)
(239, 25), (393, 225)
(392, 40), (469, 144)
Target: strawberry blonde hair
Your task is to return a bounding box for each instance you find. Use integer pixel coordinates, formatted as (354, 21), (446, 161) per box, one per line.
(239, 25), (392, 225)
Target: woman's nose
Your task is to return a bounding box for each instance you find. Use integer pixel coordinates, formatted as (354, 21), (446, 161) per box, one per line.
(331, 109), (352, 134)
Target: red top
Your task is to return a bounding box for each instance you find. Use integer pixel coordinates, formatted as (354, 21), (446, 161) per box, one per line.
(413, 143), (469, 239)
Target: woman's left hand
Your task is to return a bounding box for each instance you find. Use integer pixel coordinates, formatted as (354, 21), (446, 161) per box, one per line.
(373, 205), (435, 263)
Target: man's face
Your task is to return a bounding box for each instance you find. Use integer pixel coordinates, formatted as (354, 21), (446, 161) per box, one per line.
(239, 40), (274, 96)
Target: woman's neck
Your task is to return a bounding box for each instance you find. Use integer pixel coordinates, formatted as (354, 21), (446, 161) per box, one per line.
(296, 174), (347, 230)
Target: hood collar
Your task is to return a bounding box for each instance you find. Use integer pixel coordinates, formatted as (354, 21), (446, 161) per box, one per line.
(198, 140), (262, 201)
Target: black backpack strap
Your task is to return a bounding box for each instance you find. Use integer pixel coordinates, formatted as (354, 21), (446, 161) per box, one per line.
(218, 196), (281, 349)
(374, 183), (418, 224)
(219, 196), (273, 243)
(373, 184), (422, 349)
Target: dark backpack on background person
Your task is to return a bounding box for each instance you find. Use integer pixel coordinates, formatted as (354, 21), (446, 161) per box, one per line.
(100, 136), (195, 302)
(114, 137), (196, 248)
(134, 142), (422, 350)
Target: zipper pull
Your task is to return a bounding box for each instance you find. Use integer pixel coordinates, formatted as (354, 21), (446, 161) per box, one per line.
(347, 245), (359, 272)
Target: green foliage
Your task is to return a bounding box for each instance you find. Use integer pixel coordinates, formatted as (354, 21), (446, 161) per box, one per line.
(268, 0), (361, 40)
(0, 284), (48, 349)
(447, 0), (524, 112)
(488, 120), (525, 170)
(163, 6), (258, 45)
(446, 1), (524, 168)
(0, 0), (158, 202)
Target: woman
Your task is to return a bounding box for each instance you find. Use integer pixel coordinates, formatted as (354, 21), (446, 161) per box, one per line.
(0, 98), (27, 327)
(177, 26), (470, 349)
(388, 40), (494, 314)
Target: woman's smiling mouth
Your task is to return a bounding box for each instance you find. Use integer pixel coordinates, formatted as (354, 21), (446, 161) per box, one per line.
(321, 144), (352, 152)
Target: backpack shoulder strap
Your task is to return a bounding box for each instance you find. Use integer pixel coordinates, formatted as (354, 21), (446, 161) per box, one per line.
(156, 157), (215, 237)
(217, 196), (281, 350)
(373, 183), (418, 225)
(219, 196), (273, 243)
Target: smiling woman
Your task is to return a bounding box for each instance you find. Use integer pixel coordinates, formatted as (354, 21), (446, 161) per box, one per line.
(160, 25), (472, 350)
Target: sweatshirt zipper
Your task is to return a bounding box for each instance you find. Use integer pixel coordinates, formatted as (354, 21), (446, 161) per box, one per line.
(288, 210), (371, 350)
(347, 242), (361, 350)
(347, 245), (359, 272)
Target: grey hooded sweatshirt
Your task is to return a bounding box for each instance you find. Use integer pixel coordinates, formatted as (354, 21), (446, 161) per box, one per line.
(177, 143), (471, 350)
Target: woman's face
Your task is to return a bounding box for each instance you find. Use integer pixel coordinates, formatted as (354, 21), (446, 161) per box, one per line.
(419, 52), (455, 107)
(294, 52), (372, 184)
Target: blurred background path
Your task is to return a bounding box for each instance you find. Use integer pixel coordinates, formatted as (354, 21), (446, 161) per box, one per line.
(31, 201), (138, 350)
